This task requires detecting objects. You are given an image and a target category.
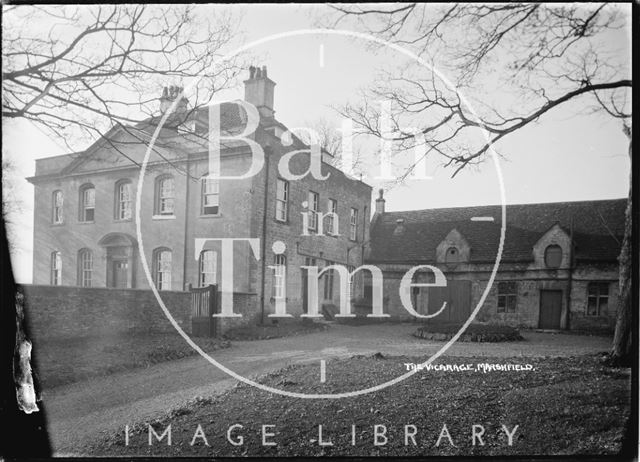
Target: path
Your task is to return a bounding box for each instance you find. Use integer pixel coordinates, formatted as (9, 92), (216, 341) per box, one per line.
(42, 324), (610, 455)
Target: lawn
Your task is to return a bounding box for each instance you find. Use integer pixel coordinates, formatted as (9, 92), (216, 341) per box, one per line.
(34, 332), (230, 388)
(88, 354), (632, 457)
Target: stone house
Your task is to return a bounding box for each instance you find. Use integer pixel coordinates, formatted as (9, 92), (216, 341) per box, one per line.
(366, 191), (626, 332)
(28, 67), (372, 322)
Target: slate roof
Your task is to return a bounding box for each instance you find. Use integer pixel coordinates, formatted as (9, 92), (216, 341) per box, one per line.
(368, 199), (626, 264)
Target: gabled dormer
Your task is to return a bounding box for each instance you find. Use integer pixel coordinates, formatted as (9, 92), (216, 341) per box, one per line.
(436, 228), (470, 265)
(532, 223), (571, 269)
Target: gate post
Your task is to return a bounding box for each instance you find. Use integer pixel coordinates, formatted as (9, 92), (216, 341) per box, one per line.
(209, 284), (218, 337)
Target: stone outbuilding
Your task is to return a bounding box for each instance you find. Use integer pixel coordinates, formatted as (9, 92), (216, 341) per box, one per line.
(365, 192), (626, 333)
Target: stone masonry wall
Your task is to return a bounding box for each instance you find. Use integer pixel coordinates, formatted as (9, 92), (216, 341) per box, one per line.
(20, 284), (260, 340)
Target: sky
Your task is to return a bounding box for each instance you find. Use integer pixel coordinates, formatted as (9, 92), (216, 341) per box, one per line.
(3, 4), (631, 283)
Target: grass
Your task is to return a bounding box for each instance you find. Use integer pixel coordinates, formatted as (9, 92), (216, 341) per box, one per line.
(34, 332), (230, 388)
(414, 323), (524, 342)
(89, 354), (631, 457)
(222, 321), (327, 341)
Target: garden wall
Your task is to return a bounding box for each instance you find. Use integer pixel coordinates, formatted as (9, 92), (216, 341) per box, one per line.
(19, 284), (258, 340)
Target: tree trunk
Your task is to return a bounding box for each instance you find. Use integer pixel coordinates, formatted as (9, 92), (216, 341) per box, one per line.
(610, 127), (632, 366)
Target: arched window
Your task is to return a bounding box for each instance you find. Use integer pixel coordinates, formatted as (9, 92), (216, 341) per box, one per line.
(79, 184), (95, 222)
(445, 246), (460, 263)
(155, 175), (175, 215)
(273, 254), (287, 299)
(52, 190), (64, 224)
(51, 251), (62, 285)
(199, 250), (217, 287)
(153, 248), (172, 290)
(78, 248), (93, 287)
(115, 180), (132, 220)
(544, 245), (563, 268)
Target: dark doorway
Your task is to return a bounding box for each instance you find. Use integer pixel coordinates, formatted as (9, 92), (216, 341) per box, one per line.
(425, 279), (472, 323)
(539, 289), (563, 329)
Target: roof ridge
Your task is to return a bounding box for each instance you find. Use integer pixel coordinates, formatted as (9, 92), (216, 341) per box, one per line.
(382, 198), (627, 214)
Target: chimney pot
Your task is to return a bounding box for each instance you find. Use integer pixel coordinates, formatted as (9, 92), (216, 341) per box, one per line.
(244, 65), (275, 119)
(375, 188), (386, 214)
(159, 84), (188, 115)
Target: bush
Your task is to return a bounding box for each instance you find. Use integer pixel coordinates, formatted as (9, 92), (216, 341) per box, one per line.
(414, 323), (523, 342)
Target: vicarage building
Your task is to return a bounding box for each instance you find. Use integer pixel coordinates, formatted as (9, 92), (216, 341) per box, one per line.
(28, 66), (372, 319)
(28, 66), (625, 332)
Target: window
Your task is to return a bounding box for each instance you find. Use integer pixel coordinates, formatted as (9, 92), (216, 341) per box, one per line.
(544, 245), (563, 268)
(201, 178), (219, 215)
(347, 264), (356, 299)
(587, 282), (609, 316)
(79, 184), (95, 222)
(445, 247), (460, 263)
(349, 208), (358, 241)
(273, 254), (287, 299)
(115, 180), (132, 220)
(275, 179), (289, 222)
(156, 176), (175, 215)
(497, 281), (517, 313)
(327, 199), (338, 235)
(50, 251), (61, 285)
(323, 261), (335, 300)
(199, 250), (217, 287)
(153, 248), (172, 290)
(308, 191), (319, 232)
(78, 249), (93, 287)
(52, 190), (64, 224)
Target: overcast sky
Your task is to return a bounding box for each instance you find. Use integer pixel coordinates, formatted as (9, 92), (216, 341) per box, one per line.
(3, 4), (631, 283)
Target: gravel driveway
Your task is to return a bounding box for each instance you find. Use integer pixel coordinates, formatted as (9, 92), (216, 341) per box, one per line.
(42, 323), (611, 455)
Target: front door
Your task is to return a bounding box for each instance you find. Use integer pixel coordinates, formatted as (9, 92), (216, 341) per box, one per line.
(539, 290), (563, 329)
(112, 260), (129, 288)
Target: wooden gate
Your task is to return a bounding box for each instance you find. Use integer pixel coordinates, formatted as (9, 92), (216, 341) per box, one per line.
(190, 284), (218, 337)
(424, 280), (472, 323)
(539, 289), (563, 329)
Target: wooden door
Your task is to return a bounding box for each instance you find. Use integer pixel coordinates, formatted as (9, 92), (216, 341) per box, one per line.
(113, 260), (128, 288)
(539, 290), (563, 329)
(426, 280), (472, 323)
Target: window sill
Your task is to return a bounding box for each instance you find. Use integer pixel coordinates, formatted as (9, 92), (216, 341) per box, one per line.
(199, 214), (222, 219)
(50, 222), (65, 227)
(152, 215), (176, 220)
(78, 221), (95, 225)
(274, 218), (289, 225)
(114, 218), (133, 223)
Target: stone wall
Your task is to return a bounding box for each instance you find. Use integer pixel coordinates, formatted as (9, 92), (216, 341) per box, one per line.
(366, 261), (618, 333)
(20, 284), (259, 340)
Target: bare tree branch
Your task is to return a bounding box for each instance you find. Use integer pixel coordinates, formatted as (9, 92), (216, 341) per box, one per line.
(3, 5), (246, 158)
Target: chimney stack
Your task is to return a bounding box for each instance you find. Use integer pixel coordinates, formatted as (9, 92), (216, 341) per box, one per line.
(244, 65), (276, 119)
(159, 85), (188, 114)
(375, 188), (386, 214)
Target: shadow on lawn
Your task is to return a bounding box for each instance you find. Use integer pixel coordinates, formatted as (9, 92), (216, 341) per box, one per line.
(35, 332), (230, 388)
